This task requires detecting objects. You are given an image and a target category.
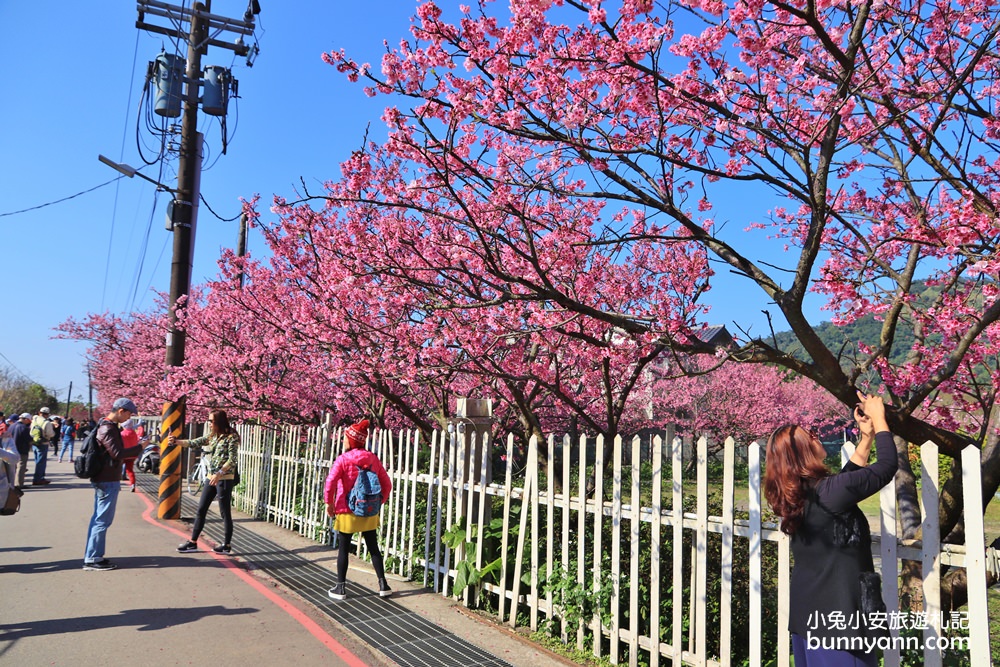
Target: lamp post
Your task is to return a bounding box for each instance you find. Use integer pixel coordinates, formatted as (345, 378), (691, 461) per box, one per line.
(98, 155), (178, 193)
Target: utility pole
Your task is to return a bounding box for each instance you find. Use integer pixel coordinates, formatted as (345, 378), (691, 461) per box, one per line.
(236, 211), (247, 288)
(134, 0), (258, 519)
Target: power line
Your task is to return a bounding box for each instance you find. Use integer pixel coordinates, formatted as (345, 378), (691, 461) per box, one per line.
(104, 29), (145, 312)
(128, 188), (163, 312)
(200, 193), (242, 222)
(0, 350), (36, 385)
(0, 177), (124, 218)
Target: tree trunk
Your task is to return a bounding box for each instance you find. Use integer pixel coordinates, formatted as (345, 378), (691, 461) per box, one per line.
(936, 404), (1000, 612)
(893, 434), (925, 609)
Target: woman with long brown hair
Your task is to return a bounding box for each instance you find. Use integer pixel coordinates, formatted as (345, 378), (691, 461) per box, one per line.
(764, 392), (897, 667)
(170, 409), (240, 554)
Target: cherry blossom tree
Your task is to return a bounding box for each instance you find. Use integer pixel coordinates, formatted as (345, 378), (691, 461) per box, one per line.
(56, 305), (170, 415)
(308, 0), (1000, 609)
(650, 356), (845, 446)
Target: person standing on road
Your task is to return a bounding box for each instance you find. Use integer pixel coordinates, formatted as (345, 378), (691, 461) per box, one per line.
(172, 409), (240, 554)
(120, 419), (139, 492)
(1, 441), (21, 512)
(58, 418), (77, 463)
(9, 414), (34, 488)
(50, 416), (63, 456)
(83, 398), (142, 571)
(1, 414), (15, 453)
(764, 392), (898, 667)
(30, 407), (55, 485)
(323, 419), (393, 600)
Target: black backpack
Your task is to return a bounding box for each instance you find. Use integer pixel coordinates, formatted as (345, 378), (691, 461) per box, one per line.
(74, 427), (107, 479)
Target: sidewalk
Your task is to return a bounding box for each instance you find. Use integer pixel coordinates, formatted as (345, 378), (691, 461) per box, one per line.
(0, 461), (576, 667)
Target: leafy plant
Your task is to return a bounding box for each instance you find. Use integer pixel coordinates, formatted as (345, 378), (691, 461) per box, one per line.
(442, 517), (508, 598)
(541, 562), (615, 631)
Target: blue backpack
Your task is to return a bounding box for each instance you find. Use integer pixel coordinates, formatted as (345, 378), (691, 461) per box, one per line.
(347, 465), (382, 517)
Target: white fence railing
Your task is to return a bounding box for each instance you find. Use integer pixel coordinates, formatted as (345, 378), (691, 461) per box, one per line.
(225, 422), (991, 666)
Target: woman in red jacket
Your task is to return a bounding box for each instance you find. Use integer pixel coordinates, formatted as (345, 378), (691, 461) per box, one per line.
(323, 419), (392, 600)
(120, 419), (139, 492)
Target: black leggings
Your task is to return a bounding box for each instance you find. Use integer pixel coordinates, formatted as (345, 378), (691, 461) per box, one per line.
(191, 479), (234, 545)
(337, 530), (385, 583)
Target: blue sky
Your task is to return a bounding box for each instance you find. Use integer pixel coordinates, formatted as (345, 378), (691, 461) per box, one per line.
(0, 1), (824, 411)
(0, 1), (420, 407)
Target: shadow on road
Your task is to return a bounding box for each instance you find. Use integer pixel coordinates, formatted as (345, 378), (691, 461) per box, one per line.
(0, 605), (258, 641)
(0, 554), (236, 574)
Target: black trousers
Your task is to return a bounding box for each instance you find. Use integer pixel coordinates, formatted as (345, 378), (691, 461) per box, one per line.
(337, 530), (386, 583)
(191, 478), (235, 545)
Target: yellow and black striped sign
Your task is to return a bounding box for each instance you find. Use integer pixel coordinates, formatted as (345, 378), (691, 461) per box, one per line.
(158, 397), (185, 519)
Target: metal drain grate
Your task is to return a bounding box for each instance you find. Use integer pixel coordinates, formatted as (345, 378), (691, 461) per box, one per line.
(136, 474), (512, 667)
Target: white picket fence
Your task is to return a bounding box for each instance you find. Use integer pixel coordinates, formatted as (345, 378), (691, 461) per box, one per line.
(224, 421), (992, 666)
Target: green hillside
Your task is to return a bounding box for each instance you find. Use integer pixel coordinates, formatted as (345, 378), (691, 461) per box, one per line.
(771, 315), (916, 368)
(768, 280), (957, 369)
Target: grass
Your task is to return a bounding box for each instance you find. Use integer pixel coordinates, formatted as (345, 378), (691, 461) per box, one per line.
(856, 487), (1000, 536)
(991, 589), (1000, 665)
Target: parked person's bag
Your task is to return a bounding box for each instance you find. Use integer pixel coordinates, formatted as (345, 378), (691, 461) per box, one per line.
(347, 465), (382, 517)
(74, 428), (107, 480)
(1, 486), (23, 515)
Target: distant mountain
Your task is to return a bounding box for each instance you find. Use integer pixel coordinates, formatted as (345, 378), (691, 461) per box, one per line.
(770, 315), (915, 368)
(766, 280), (954, 369)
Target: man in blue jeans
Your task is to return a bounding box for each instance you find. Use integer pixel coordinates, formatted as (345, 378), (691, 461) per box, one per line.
(83, 397), (142, 571)
(30, 407), (55, 485)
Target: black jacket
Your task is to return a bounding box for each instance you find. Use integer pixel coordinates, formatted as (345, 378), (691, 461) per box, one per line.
(789, 431), (898, 642)
(93, 419), (141, 483)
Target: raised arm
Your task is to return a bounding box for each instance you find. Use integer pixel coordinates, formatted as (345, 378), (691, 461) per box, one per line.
(819, 392), (898, 513)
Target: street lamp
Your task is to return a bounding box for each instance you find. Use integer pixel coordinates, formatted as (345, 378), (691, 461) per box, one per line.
(98, 154), (178, 193)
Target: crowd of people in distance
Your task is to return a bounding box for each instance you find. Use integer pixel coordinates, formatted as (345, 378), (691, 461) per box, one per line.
(0, 401), (394, 600)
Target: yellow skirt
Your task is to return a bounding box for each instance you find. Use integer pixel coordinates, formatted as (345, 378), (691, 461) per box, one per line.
(334, 512), (380, 534)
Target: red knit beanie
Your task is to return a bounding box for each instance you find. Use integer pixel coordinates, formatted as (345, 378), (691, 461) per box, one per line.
(345, 419), (370, 449)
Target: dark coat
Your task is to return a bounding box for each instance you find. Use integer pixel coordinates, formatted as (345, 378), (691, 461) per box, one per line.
(789, 431), (898, 643)
(93, 418), (141, 483)
(8, 421), (32, 456)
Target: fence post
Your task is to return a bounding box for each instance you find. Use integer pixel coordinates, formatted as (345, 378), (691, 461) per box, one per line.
(433, 429), (448, 592)
(880, 465), (900, 667)
(405, 429), (419, 580)
(498, 433), (516, 623)
(748, 441), (762, 667)
(424, 429), (439, 589)
(562, 433), (572, 643)
(671, 435), (684, 666)
(695, 436), (708, 665)
(961, 444), (991, 665)
(576, 432), (589, 652)
(611, 434), (623, 660)
(920, 441), (941, 667)
(592, 434), (606, 656)
(546, 433), (556, 628)
(720, 437), (735, 667)
(512, 434), (538, 629)
(649, 434), (664, 667)
(628, 435), (641, 666)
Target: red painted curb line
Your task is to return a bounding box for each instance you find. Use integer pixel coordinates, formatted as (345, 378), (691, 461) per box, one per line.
(136, 490), (369, 667)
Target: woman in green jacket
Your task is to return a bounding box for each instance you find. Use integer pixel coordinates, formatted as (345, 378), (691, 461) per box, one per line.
(171, 409), (240, 554)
